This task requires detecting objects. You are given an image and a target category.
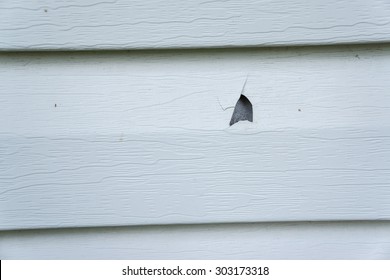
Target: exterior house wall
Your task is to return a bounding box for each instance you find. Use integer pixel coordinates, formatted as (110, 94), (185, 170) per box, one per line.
(1, 1), (390, 259)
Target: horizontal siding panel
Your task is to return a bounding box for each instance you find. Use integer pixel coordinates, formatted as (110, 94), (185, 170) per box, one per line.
(1, 222), (390, 259)
(1, 0), (390, 50)
(1, 45), (390, 230)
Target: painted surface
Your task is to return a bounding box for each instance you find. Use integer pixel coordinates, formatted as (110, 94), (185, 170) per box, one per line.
(1, 45), (390, 230)
(1, 1), (390, 258)
(1, 0), (390, 50)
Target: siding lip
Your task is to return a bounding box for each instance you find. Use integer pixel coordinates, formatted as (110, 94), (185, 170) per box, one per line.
(2, 39), (390, 52)
(2, 218), (390, 232)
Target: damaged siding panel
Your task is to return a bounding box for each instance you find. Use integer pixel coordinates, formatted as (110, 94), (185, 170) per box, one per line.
(1, 45), (390, 230)
(1, 0), (390, 51)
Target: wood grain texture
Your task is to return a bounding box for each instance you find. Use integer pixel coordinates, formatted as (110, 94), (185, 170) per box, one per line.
(1, 0), (390, 51)
(1, 222), (390, 259)
(1, 45), (390, 230)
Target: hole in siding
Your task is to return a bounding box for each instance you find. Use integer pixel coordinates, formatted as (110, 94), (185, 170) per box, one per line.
(229, 94), (253, 126)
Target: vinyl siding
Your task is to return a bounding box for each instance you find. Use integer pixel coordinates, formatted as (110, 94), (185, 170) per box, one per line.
(1, 1), (390, 260)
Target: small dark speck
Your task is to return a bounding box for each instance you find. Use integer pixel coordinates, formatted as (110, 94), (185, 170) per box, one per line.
(298, 108), (301, 112)
(44, 9), (48, 13)
(54, 104), (57, 107)
(355, 54), (360, 59)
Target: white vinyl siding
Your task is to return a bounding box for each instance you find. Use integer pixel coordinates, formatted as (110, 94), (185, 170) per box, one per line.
(1, 1), (390, 260)
(1, 0), (390, 51)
